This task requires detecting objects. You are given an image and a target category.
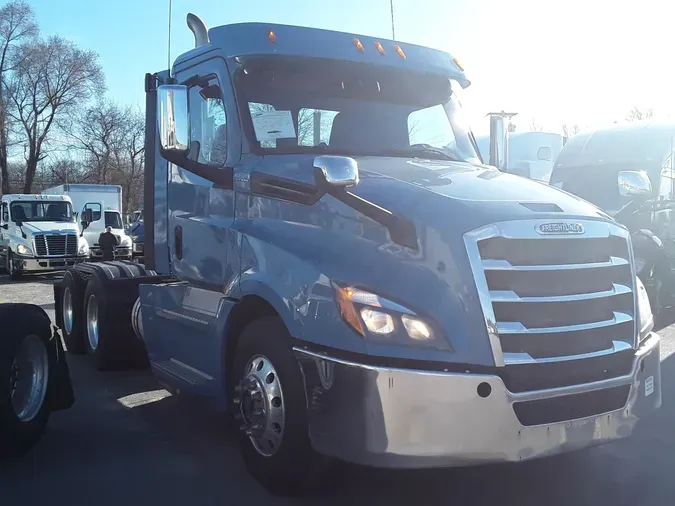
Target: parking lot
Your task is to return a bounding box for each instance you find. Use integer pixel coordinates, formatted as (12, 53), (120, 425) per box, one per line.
(3, 273), (675, 506)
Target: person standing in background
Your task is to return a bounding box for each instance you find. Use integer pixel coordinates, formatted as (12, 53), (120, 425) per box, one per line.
(98, 226), (118, 261)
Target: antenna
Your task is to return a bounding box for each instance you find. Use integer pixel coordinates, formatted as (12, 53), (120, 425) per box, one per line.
(167, 0), (172, 76)
(390, 0), (396, 40)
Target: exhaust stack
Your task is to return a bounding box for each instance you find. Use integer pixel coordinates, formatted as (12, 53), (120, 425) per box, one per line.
(187, 13), (209, 47)
(487, 111), (517, 171)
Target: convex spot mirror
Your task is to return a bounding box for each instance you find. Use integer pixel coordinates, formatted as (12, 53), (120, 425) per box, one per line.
(618, 170), (652, 197)
(158, 84), (190, 154)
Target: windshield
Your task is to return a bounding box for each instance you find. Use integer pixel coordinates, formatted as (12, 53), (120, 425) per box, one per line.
(235, 58), (479, 163)
(105, 211), (123, 229)
(10, 201), (74, 222)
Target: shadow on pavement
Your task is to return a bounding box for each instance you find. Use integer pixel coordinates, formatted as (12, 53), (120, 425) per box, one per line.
(0, 272), (62, 286)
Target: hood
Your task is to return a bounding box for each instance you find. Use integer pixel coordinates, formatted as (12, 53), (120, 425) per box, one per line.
(20, 221), (79, 235)
(351, 157), (609, 226)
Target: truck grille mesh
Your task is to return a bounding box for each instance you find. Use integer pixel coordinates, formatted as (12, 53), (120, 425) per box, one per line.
(34, 234), (78, 257)
(465, 219), (636, 384)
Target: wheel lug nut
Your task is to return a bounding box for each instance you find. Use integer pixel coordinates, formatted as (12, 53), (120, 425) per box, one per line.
(232, 397), (241, 405)
(239, 424), (248, 431)
(251, 409), (263, 416)
(251, 423), (263, 430)
(234, 385), (243, 393)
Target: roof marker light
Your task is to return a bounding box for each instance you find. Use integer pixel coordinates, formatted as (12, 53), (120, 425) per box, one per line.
(374, 42), (385, 55)
(453, 57), (464, 71)
(268, 30), (277, 43)
(394, 44), (406, 59)
(353, 38), (365, 53)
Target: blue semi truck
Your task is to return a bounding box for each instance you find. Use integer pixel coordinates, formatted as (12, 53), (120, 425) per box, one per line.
(51, 14), (661, 495)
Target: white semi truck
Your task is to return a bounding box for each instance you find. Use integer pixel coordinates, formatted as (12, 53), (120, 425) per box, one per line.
(0, 194), (89, 279)
(42, 184), (132, 261)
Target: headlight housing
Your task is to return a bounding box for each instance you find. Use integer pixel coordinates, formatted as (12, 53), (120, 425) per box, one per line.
(16, 243), (32, 256)
(121, 237), (132, 247)
(333, 284), (448, 349)
(78, 240), (89, 255)
(636, 276), (654, 340)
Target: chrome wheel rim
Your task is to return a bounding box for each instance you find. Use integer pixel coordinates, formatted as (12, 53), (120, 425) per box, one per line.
(86, 294), (99, 351)
(10, 334), (49, 422)
(63, 286), (73, 335)
(234, 355), (285, 457)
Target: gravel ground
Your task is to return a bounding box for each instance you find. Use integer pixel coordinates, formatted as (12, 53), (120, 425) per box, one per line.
(2, 273), (675, 506)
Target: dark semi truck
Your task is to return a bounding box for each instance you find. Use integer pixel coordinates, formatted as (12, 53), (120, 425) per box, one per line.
(50, 14), (660, 496)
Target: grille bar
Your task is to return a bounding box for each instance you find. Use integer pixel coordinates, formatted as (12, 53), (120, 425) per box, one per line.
(483, 256), (629, 271)
(497, 311), (633, 335)
(489, 283), (631, 303)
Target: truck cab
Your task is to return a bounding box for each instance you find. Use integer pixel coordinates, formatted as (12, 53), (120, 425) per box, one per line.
(53, 16), (661, 496)
(0, 194), (89, 279)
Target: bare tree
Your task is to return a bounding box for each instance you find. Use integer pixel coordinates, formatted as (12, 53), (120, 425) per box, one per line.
(529, 119), (544, 132)
(561, 123), (580, 139)
(7, 35), (102, 193)
(115, 106), (145, 214)
(0, 1), (37, 194)
(626, 106), (654, 122)
(66, 99), (125, 184)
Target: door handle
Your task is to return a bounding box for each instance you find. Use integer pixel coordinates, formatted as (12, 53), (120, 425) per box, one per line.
(174, 225), (183, 260)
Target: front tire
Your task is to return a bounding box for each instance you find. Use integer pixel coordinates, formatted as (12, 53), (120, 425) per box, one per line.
(231, 316), (330, 496)
(7, 250), (21, 281)
(0, 304), (54, 458)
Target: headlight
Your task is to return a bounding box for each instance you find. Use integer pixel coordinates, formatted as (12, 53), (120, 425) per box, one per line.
(131, 235), (141, 242)
(333, 284), (447, 349)
(78, 240), (89, 255)
(636, 276), (654, 339)
(634, 257), (646, 275)
(121, 237), (132, 247)
(16, 243), (32, 256)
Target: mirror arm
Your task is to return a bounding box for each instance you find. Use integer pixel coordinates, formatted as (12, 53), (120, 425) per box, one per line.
(326, 187), (418, 250)
(162, 149), (234, 190)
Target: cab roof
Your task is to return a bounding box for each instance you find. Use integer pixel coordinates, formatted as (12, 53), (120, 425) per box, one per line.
(2, 194), (72, 202)
(555, 121), (675, 170)
(175, 22), (470, 88)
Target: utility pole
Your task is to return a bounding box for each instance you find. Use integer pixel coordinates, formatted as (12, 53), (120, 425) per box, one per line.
(390, 0), (396, 40)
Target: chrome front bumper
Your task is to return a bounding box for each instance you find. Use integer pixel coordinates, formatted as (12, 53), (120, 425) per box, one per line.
(17, 256), (86, 273)
(294, 333), (661, 468)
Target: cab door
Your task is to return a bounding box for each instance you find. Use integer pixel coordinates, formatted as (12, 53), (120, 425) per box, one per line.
(142, 57), (240, 396)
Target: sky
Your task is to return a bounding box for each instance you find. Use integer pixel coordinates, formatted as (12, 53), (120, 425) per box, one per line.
(17, 0), (675, 135)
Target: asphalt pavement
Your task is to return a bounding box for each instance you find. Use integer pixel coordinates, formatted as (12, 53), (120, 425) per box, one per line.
(2, 273), (675, 506)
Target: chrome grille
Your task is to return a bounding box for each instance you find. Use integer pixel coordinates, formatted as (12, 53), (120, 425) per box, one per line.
(33, 233), (78, 257)
(465, 219), (636, 368)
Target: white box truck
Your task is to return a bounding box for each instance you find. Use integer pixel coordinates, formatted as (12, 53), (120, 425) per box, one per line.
(41, 184), (132, 261)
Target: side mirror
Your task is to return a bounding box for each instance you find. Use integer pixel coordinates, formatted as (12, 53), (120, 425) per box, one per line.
(15, 220), (22, 227)
(314, 155), (359, 188)
(537, 146), (552, 161)
(1, 224), (7, 230)
(84, 208), (93, 225)
(158, 84), (190, 153)
(618, 171), (652, 197)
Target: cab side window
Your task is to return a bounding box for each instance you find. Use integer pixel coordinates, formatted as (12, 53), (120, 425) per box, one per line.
(188, 76), (227, 166)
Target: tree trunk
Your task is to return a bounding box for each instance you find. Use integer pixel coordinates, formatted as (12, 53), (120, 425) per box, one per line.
(23, 154), (37, 194)
(0, 128), (8, 194)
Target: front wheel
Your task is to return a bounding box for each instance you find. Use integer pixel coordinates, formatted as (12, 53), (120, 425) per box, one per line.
(231, 316), (331, 496)
(7, 250), (21, 280)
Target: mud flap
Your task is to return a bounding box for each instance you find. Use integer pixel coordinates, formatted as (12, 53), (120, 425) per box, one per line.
(47, 327), (75, 412)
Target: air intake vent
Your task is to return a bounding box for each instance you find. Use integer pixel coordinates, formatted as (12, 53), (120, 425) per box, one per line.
(519, 202), (563, 213)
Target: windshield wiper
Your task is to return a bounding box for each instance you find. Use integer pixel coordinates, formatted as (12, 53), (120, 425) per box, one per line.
(384, 144), (461, 162)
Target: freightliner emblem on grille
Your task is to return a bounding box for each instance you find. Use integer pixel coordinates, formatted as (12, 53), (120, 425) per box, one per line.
(536, 222), (585, 235)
